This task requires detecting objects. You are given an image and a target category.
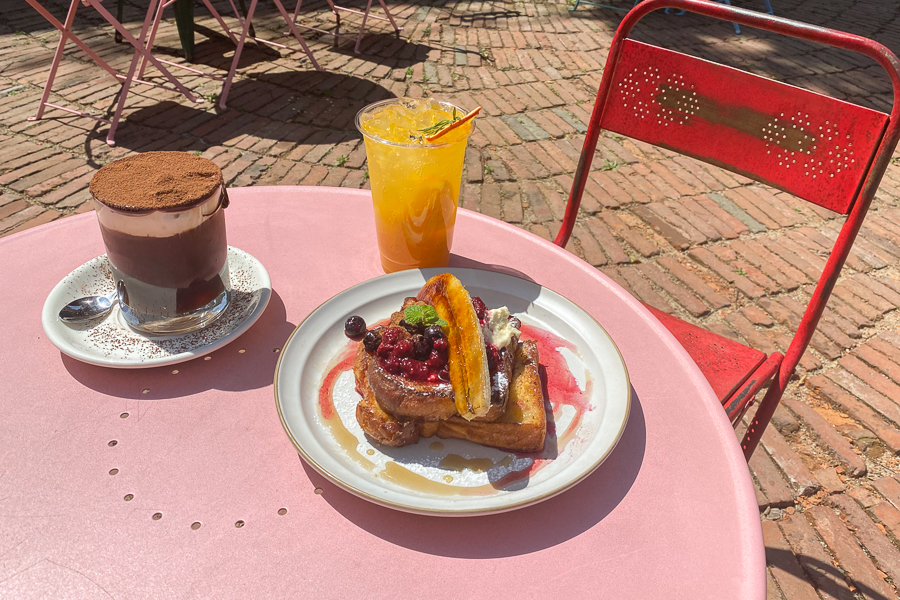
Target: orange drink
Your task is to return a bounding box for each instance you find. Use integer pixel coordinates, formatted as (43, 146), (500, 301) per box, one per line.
(356, 98), (475, 273)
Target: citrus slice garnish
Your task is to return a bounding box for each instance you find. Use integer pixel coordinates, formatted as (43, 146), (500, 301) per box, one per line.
(422, 107), (482, 142)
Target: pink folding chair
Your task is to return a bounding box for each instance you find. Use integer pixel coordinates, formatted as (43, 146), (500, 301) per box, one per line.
(218, 0), (325, 110)
(137, 0), (241, 80)
(25, 0), (223, 145)
(557, 0), (900, 460)
(291, 0), (401, 54)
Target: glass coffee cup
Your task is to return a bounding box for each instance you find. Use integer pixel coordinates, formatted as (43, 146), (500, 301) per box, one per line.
(89, 151), (230, 336)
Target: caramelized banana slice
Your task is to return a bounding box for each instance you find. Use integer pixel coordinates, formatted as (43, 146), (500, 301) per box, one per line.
(417, 274), (491, 420)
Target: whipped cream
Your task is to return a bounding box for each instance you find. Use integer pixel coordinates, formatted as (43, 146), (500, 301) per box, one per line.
(93, 186), (223, 238)
(482, 307), (520, 349)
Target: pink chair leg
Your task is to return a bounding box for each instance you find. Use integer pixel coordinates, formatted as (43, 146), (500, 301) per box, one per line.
(219, 0), (258, 110)
(86, 0), (198, 102)
(378, 0), (401, 36)
(353, 0), (374, 54)
(200, 0), (239, 45)
(273, 0), (322, 70)
(106, 0), (161, 145)
(27, 0), (81, 121)
(138, 0), (170, 80)
(26, 0), (126, 83)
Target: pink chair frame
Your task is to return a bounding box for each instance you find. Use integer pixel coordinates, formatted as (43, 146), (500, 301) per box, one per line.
(26, 0), (210, 145)
(291, 0), (401, 54)
(218, 0), (324, 110)
(557, 0), (900, 460)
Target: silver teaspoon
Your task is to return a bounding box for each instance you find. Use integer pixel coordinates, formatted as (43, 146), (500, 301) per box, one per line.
(59, 291), (118, 324)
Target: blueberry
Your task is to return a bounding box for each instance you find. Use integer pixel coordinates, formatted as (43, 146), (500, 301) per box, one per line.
(344, 315), (366, 337)
(413, 335), (432, 360)
(399, 319), (422, 335)
(424, 325), (444, 341)
(363, 330), (381, 353)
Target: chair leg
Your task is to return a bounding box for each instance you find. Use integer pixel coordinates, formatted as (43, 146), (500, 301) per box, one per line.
(220, 0), (258, 110)
(740, 374), (787, 461)
(724, 352), (782, 426)
(116, 0), (125, 43)
(27, 0), (81, 122)
(137, 0), (168, 80)
(87, 0), (198, 101)
(273, 0), (322, 70)
(378, 0), (402, 39)
(353, 0), (375, 54)
(106, 0), (162, 145)
(199, 0), (239, 45)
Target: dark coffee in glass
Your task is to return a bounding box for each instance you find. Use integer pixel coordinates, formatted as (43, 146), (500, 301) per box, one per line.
(90, 152), (230, 335)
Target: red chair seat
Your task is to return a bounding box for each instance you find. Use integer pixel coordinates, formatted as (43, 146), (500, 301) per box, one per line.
(643, 305), (766, 403)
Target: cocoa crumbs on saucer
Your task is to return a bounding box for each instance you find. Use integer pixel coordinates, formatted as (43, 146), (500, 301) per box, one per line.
(89, 151), (224, 212)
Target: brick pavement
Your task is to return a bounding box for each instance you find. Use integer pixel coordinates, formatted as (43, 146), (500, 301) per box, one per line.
(3, 1), (900, 597)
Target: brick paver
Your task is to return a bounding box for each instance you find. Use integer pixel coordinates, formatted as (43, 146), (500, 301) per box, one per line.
(3, 1), (900, 597)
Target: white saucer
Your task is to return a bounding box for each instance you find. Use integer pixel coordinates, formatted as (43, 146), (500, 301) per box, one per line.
(42, 247), (271, 369)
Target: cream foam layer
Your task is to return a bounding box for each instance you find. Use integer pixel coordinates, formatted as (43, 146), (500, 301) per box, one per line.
(94, 187), (223, 238)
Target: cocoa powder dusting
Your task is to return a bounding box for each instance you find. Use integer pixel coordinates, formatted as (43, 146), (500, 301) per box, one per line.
(90, 151), (224, 211)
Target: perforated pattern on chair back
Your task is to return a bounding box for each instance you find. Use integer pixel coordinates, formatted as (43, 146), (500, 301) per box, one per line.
(600, 40), (889, 214)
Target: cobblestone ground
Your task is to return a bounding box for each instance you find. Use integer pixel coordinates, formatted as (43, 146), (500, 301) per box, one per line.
(4, 1), (900, 596)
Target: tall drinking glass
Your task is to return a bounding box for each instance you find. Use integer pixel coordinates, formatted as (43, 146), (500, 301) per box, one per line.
(356, 98), (475, 273)
(89, 151), (230, 336)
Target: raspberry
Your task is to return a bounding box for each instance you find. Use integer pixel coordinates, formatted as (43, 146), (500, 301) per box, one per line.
(381, 327), (404, 346)
(486, 343), (501, 373)
(380, 357), (401, 374)
(399, 357), (416, 377)
(411, 361), (429, 381)
(472, 296), (487, 320)
(376, 343), (394, 358)
(394, 339), (414, 359)
(432, 338), (448, 353)
(426, 351), (445, 371)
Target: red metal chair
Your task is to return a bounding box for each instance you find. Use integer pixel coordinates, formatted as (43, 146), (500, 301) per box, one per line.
(557, 0), (900, 460)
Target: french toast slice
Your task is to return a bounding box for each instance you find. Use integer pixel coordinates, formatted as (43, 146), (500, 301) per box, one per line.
(429, 340), (545, 452)
(362, 299), (457, 421)
(354, 348), (420, 447)
(355, 340), (545, 453)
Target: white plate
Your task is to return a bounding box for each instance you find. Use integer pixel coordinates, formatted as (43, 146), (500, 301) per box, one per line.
(275, 268), (631, 516)
(42, 247), (271, 369)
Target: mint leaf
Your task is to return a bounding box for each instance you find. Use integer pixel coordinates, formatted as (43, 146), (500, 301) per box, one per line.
(404, 304), (427, 325)
(404, 305), (448, 328)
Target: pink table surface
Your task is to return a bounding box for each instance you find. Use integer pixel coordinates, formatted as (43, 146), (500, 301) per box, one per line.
(0, 187), (764, 599)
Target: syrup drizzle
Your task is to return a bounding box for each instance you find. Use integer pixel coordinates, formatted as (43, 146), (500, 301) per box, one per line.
(315, 323), (594, 495)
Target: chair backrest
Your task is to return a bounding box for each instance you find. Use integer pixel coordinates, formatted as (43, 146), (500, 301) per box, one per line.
(600, 39), (888, 214)
(559, 0), (900, 396)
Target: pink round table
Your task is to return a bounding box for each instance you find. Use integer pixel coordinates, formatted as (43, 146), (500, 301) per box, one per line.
(0, 187), (764, 599)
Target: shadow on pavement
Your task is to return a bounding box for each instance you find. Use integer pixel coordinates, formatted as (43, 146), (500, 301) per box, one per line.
(569, 0), (897, 112)
(765, 546), (897, 600)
